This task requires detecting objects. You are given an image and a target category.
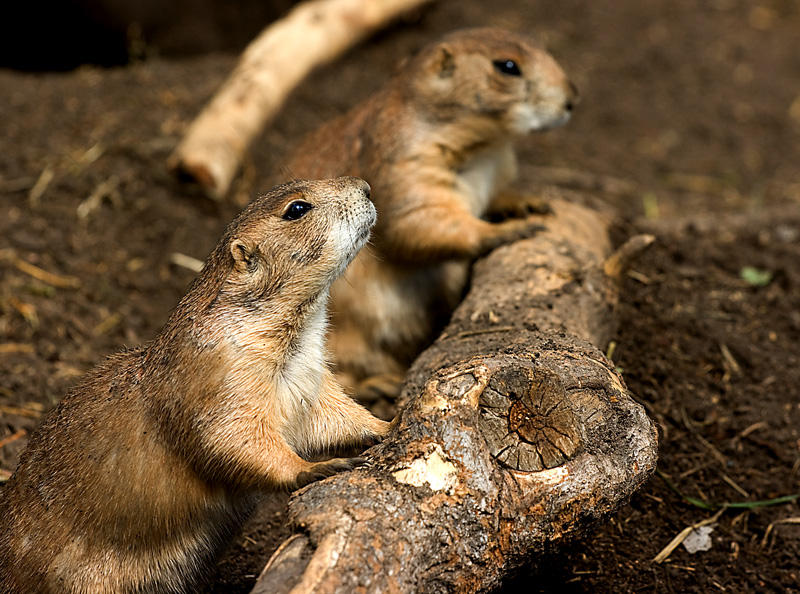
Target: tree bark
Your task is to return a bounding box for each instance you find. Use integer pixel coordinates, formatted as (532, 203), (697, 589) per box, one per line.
(168, 0), (431, 199)
(252, 194), (658, 593)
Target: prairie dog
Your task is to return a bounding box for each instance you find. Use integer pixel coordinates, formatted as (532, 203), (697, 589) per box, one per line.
(284, 28), (578, 399)
(0, 177), (389, 593)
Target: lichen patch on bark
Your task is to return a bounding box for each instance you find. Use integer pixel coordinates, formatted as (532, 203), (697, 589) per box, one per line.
(391, 444), (458, 493)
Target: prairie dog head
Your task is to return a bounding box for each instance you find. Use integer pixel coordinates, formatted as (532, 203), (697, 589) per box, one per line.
(220, 176), (375, 305)
(409, 27), (578, 135)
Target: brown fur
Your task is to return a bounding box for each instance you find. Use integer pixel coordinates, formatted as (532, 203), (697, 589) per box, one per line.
(0, 177), (390, 593)
(284, 28), (578, 398)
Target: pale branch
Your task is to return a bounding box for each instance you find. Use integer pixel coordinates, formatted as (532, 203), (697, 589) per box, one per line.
(169, 0), (431, 199)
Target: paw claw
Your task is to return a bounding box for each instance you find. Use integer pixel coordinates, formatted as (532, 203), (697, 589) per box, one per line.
(296, 456), (366, 488)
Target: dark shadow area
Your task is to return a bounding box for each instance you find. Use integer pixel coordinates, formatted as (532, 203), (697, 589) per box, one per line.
(0, 0), (297, 71)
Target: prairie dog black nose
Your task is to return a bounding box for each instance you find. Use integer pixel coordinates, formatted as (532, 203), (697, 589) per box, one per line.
(351, 178), (371, 201)
(338, 176), (371, 199)
(566, 81), (580, 112)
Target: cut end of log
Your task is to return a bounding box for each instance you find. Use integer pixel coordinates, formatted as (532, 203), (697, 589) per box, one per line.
(479, 366), (582, 472)
(167, 155), (223, 200)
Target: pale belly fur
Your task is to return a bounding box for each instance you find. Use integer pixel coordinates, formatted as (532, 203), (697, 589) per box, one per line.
(333, 142), (516, 364)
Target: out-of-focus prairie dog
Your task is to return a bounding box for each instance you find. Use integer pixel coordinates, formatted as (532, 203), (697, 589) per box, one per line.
(285, 27), (578, 399)
(0, 177), (390, 593)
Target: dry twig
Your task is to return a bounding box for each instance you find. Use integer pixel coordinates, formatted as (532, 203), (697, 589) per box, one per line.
(13, 259), (81, 289)
(761, 517), (800, 548)
(0, 404), (42, 419)
(0, 343), (35, 355)
(28, 165), (54, 207)
(169, 253), (205, 273)
(0, 430), (27, 449)
(653, 508), (725, 563)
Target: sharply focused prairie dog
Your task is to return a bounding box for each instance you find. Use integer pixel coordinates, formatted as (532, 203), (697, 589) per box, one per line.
(285, 28), (578, 399)
(0, 177), (390, 593)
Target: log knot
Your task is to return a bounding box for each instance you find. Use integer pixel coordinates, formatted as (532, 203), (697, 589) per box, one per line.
(478, 365), (583, 472)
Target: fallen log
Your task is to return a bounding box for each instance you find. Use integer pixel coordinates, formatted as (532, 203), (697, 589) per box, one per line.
(168, 0), (431, 199)
(252, 194), (658, 593)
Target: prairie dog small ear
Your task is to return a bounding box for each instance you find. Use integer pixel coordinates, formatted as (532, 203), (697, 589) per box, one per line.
(431, 44), (455, 78)
(230, 238), (255, 271)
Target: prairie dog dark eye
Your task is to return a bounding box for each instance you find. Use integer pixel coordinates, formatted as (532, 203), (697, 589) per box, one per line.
(493, 59), (521, 76)
(282, 200), (313, 221)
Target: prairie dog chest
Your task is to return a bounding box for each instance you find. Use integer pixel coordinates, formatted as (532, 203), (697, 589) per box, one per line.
(275, 303), (328, 426)
(454, 142), (517, 215)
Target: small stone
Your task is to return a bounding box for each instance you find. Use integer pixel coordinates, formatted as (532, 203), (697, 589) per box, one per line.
(683, 526), (715, 554)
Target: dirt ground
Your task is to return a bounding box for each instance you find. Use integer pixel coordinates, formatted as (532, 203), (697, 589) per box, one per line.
(1, 0), (799, 592)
